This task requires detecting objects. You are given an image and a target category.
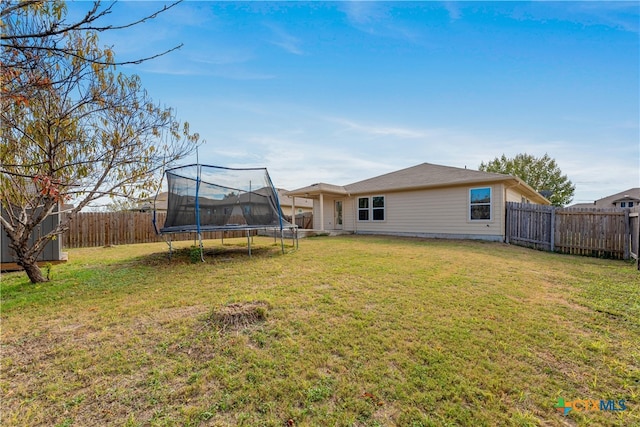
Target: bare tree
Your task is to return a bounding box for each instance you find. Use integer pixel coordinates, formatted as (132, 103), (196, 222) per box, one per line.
(1, 0), (201, 282)
(1, 0), (182, 101)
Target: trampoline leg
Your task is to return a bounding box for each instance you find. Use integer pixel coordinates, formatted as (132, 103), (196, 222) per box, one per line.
(292, 227), (298, 250)
(198, 233), (204, 262)
(247, 230), (252, 257)
(280, 228), (285, 254)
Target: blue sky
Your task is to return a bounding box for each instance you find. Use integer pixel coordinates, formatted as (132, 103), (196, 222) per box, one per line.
(73, 1), (638, 204)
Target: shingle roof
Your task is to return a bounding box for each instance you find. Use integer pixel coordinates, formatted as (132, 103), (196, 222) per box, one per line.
(285, 182), (348, 197)
(344, 162), (512, 194)
(592, 188), (640, 207)
(286, 162), (549, 204)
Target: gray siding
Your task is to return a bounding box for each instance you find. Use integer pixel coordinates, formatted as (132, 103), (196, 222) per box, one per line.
(1, 205), (62, 263)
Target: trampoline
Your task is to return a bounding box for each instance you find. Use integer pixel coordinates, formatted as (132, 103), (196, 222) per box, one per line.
(153, 164), (298, 259)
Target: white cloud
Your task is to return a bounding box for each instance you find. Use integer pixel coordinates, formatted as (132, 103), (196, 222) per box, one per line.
(264, 23), (305, 55)
(130, 54), (275, 79)
(567, 2), (640, 33)
(338, 2), (420, 42)
(341, 2), (386, 27)
(262, 144), (395, 189)
(328, 117), (428, 139)
(158, 2), (218, 28)
(507, 1), (640, 34)
(443, 2), (462, 21)
(191, 49), (255, 66)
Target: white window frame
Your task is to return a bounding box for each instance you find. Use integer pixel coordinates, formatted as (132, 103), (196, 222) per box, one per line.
(469, 187), (492, 221)
(357, 195), (386, 221)
(372, 195), (385, 221)
(357, 197), (369, 221)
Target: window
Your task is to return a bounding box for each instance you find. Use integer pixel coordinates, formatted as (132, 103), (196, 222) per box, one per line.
(620, 202), (626, 208)
(358, 197), (369, 221)
(358, 196), (386, 221)
(470, 187), (491, 220)
(630, 202), (635, 208)
(372, 196), (385, 221)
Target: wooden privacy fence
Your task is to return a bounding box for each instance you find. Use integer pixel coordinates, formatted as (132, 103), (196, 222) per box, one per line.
(62, 212), (251, 249)
(287, 212), (313, 230)
(506, 202), (640, 262)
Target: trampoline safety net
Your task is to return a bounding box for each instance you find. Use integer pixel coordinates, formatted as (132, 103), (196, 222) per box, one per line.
(157, 164), (293, 234)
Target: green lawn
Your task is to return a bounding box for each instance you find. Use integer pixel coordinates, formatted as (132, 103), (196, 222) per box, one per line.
(1, 235), (638, 426)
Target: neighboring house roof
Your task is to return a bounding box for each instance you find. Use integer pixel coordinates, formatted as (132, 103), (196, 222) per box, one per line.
(601, 188), (640, 206)
(570, 188), (640, 208)
(139, 189), (313, 212)
(287, 162), (549, 204)
(276, 189), (313, 208)
(136, 192), (168, 212)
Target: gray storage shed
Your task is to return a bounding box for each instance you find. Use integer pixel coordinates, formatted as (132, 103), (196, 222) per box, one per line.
(1, 204), (65, 270)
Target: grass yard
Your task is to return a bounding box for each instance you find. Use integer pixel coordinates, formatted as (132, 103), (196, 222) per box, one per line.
(1, 235), (638, 426)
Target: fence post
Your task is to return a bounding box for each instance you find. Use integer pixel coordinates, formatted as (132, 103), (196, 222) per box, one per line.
(624, 209), (630, 260)
(637, 212), (640, 271)
(505, 202), (511, 244)
(550, 207), (555, 252)
(105, 214), (110, 247)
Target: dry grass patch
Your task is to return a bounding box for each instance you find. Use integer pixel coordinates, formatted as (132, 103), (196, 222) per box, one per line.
(205, 301), (270, 332)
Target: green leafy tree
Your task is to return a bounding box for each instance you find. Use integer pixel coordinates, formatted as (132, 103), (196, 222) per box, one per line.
(1, 1), (200, 283)
(479, 153), (575, 207)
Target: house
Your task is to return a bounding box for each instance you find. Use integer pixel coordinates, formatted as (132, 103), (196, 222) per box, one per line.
(570, 188), (640, 209)
(286, 162), (549, 241)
